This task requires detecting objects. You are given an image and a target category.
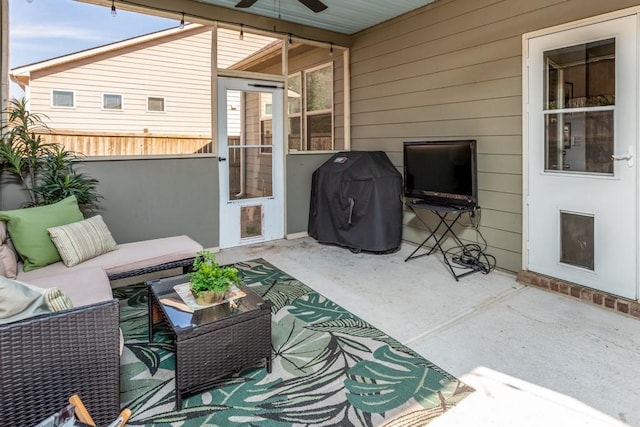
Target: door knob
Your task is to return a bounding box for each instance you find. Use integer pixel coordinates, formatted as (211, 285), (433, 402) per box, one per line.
(218, 157), (227, 162)
(611, 146), (634, 167)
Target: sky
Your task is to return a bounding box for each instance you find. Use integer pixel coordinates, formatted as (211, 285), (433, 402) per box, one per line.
(9, 0), (178, 97)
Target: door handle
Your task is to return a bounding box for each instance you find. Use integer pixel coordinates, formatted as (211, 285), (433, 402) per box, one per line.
(611, 146), (634, 167)
(218, 157), (227, 162)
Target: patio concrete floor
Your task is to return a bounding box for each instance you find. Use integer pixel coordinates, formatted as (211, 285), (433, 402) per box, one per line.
(214, 237), (640, 427)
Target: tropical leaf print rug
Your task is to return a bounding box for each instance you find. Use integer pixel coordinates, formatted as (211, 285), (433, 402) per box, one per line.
(115, 258), (473, 426)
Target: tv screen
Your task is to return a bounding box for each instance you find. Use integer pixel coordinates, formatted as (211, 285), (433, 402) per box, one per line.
(403, 140), (478, 208)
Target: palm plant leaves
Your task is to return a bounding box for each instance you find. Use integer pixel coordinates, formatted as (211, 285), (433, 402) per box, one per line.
(289, 292), (352, 323)
(236, 258), (290, 285)
(32, 145), (100, 208)
(345, 345), (460, 413)
(119, 259), (472, 426)
(126, 342), (173, 376)
(272, 313), (332, 376)
(0, 97), (100, 208)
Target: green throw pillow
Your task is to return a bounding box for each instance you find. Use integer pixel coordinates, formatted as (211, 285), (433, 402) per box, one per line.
(0, 196), (84, 271)
(0, 276), (74, 324)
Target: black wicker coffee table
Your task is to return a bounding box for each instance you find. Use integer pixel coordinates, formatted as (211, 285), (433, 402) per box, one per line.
(147, 274), (272, 409)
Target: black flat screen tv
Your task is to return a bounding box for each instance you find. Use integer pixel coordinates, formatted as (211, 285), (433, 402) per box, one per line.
(403, 140), (478, 208)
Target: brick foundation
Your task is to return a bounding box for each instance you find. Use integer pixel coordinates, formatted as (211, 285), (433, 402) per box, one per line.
(517, 270), (640, 320)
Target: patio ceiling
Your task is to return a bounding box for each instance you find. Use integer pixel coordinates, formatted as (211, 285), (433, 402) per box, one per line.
(192, 0), (438, 34)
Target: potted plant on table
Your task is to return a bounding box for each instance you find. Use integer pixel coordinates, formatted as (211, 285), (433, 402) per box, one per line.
(188, 250), (239, 305)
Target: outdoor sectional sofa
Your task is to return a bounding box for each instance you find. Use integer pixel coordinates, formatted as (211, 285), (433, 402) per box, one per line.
(0, 197), (203, 426)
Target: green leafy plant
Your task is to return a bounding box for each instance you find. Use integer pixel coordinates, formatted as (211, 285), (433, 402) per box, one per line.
(188, 250), (239, 297)
(0, 97), (101, 209)
(32, 145), (100, 207)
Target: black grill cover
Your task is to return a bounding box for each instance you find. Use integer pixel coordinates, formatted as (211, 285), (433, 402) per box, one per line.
(308, 151), (403, 253)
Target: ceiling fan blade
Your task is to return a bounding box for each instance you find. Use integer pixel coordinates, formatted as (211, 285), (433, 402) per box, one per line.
(298, 0), (328, 13)
(235, 0), (259, 8)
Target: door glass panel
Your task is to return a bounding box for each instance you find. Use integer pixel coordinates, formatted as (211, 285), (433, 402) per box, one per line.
(543, 39), (615, 175)
(228, 147), (273, 200)
(226, 89), (273, 201)
(545, 111), (613, 173)
(560, 211), (594, 271)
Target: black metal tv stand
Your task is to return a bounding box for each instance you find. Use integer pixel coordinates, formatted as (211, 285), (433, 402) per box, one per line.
(404, 201), (478, 281)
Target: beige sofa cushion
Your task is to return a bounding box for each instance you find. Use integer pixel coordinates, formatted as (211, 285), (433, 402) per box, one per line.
(26, 267), (113, 308)
(18, 235), (202, 281)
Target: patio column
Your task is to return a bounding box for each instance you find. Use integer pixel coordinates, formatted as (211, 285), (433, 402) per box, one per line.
(0, 0), (8, 120)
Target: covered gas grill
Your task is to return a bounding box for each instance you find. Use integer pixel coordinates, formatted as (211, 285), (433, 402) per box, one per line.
(308, 151), (403, 253)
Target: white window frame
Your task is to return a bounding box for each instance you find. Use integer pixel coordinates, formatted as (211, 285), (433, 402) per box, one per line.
(102, 93), (123, 111)
(146, 96), (166, 113)
(51, 89), (75, 108)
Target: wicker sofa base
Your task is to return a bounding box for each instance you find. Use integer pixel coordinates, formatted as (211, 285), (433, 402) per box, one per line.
(0, 234), (202, 426)
(0, 300), (121, 427)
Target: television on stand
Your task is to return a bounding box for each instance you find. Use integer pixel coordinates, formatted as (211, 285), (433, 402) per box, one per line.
(403, 140), (478, 209)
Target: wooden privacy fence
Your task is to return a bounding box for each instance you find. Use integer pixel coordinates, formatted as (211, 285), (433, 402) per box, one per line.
(37, 131), (215, 156)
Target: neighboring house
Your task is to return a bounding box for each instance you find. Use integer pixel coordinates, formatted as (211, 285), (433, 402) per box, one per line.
(10, 24), (277, 155)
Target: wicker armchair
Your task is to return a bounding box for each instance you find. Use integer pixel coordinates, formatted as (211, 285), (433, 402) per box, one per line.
(0, 299), (121, 427)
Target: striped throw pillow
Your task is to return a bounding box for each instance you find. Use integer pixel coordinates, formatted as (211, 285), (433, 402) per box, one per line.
(43, 286), (75, 311)
(0, 277), (73, 324)
(48, 215), (117, 267)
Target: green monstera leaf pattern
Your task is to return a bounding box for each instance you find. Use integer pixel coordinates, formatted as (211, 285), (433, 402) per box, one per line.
(118, 258), (472, 426)
(345, 345), (460, 414)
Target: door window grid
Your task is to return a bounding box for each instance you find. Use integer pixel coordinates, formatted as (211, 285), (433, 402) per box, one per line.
(543, 39), (615, 175)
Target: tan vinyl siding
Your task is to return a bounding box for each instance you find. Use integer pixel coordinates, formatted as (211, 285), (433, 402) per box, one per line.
(350, 0), (640, 272)
(218, 30), (280, 69)
(25, 27), (274, 136)
(28, 27), (212, 135)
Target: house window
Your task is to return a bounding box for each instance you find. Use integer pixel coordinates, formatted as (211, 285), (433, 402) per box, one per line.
(102, 93), (123, 110)
(287, 63), (334, 152)
(147, 96), (166, 112)
(305, 64), (333, 151)
(288, 73), (302, 151)
(51, 90), (75, 108)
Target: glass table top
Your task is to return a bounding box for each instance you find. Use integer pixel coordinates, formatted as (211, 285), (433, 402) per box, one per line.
(148, 274), (267, 332)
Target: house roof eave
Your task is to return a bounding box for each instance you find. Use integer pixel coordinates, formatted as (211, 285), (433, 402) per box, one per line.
(9, 72), (29, 90)
(10, 23), (206, 76)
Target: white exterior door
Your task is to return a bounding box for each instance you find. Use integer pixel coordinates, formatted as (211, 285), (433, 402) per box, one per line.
(525, 15), (638, 299)
(217, 77), (285, 249)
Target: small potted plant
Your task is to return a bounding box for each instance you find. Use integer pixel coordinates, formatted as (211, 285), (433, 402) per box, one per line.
(188, 250), (239, 305)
